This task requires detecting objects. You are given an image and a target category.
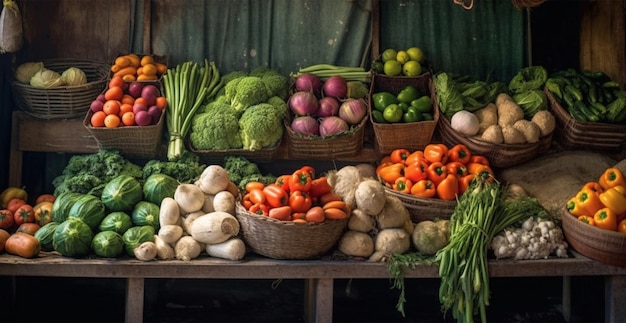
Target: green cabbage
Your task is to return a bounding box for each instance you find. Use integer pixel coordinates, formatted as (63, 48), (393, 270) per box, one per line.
(34, 221), (60, 251)
(15, 61), (44, 84)
(53, 218), (94, 257)
(131, 201), (160, 231)
(29, 68), (65, 88)
(51, 192), (84, 223)
(101, 174), (143, 212)
(99, 211), (133, 235)
(61, 67), (87, 86)
(68, 193), (106, 231)
(122, 225), (155, 256)
(143, 173), (178, 205)
(91, 231), (125, 258)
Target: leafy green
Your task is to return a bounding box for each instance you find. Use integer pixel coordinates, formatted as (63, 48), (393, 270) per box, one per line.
(508, 66), (548, 94)
(434, 72), (464, 118)
(142, 150), (205, 184)
(513, 89), (548, 119)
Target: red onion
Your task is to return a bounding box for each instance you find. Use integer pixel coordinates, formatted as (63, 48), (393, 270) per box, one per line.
(291, 115), (320, 136)
(338, 99), (367, 125)
(295, 73), (322, 94)
(288, 91), (319, 116)
(317, 96), (340, 117)
(322, 76), (347, 98)
(319, 116), (349, 137)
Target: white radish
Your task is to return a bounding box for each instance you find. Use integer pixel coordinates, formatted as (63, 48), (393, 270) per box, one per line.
(213, 190), (235, 215)
(205, 237), (246, 261)
(153, 235), (175, 260)
(197, 165), (230, 194)
(158, 224), (184, 244)
(159, 197), (181, 226)
(174, 183), (205, 214)
(134, 241), (157, 261)
(190, 211), (240, 245)
(175, 236), (203, 261)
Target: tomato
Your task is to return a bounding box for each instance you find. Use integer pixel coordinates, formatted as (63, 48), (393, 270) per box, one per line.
(7, 198), (26, 215)
(35, 194), (56, 205)
(268, 205), (292, 221)
(263, 184), (288, 208)
(248, 189), (266, 205)
(16, 222), (41, 235)
(33, 201), (54, 226)
(14, 204), (35, 226)
(0, 209), (14, 230)
(289, 190), (313, 213)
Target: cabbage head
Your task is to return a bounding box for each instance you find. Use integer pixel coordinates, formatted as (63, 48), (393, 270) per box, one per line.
(30, 68), (65, 88)
(61, 67), (87, 86)
(15, 61), (44, 84)
(53, 218), (94, 257)
(92, 231), (125, 258)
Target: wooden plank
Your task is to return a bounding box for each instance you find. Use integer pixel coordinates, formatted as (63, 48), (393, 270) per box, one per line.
(605, 275), (626, 323)
(314, 278), (334, 323)
(125, 277), (144, 323)
(303, 279), (315, 323)
(14, 111), (99, 153)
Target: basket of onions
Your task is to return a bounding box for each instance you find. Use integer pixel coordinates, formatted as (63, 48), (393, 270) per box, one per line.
(285, 74), (369, 160)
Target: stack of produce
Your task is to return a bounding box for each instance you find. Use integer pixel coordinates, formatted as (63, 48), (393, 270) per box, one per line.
(15, 61), (88, 88)
(371, 46), (427, 77)
(109, 53), (168, 82)
(371, 84), (434, 124)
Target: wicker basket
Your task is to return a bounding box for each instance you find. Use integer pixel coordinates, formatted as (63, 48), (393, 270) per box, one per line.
(11, 59), (109, 119)
(285, 112), (368, 160)
(369, 73), (438, 154)
(545, 88), (626, 150)
(187, 140), (282, 164)
(234, 202), (348, 259)
(561, 207), (626, 267)
(83, 110), (164, 159)
(384, 187), (456, 223)
(437, 110), (553, 169)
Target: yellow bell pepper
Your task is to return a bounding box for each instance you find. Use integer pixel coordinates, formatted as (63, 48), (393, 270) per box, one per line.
(593, 207), (618, 231)
(598, 167), (626, 190)
(575, 187), (604, 216)
(598, 185), (626, 215)
(566, 197), (587, 217)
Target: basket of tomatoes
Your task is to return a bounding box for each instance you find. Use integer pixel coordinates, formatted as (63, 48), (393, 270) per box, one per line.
(234, 166), (349, 260)
(561, 167), (626, 267)
(377, 144), (495, 222)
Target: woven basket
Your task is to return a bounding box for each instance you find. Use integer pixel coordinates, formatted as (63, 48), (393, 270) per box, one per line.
(545, 88), (626, 150)
(561, 207), (626, 267)
(285, 113), (368, 160)
(234, 202), (348, 259)
(384, 187), (456, 223)
(11, 59), (109, 119)
(369, 73), (438, 154)
(187, 140), (281, 164)
(437, 111), (553, 169)
(83, 110), (164, 159)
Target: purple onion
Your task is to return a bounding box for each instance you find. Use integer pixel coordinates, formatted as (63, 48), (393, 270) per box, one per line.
(317, 96), (340, 117)
(291, 115), (320, 136)
(288, 91), (319, 116)
(322, 76), (347, 98)
(319, 116), (349, 137)
(295, 73), (322, 94)
(338, 99), (367, 125)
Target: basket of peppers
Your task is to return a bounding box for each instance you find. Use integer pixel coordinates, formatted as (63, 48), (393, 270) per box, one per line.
(375, 143), (495, 223)
(562, 166), (626, 267)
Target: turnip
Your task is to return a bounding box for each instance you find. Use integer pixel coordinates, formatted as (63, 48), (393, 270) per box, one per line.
(134, 241), (157, 261)
(159, 197), (181, 226)
(175, 236), (203, 261)
(374, 228), (411, 255)
(354, 179), (387, 216)
(197, 165), (230, 195)
(213, 190), (235, 215)
(376, 195), (410, 229)
(174, 183), (205, 214)
(190, 211), (240, 244)
(154, 234), (175, 260)
(205, 237), (246, 261)
(181, 211), (204, 234)
(158, 224), (184, 244)
(338, 230), (374, 258)
(347, 209), (376, 233)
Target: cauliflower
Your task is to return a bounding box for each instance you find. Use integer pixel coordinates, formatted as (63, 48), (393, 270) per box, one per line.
(189, 100), (243, 150)
(238, 103), (284, 151)
(225, 76), (270, 112)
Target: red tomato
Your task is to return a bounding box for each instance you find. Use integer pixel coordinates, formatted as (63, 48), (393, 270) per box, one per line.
(7, 198), (26, 215)
(14, 204), (35, 226)
(0, 209), (14, 230)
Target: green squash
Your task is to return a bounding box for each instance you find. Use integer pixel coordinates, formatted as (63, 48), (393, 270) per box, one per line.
(131, 201), (160, 231)
(53, 218), (94, 257)
(68, 194), (106, 231)
(34, 221), (60, 251)
(101, 174), (143, 212)
(51, 192), (83, 223)
(143, 173), (178, 205)
(99, 211), (133, 235)
(122, 225), (155, 256)
(91, 231), (125, 258)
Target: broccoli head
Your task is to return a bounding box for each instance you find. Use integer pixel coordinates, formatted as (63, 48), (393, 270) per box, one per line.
(225, 76), (270, 112)
(223, 156), (261, 186)
(189, 100), (243, 150)
(261, 73), (290, 100)
(238, 103), (284, 151)
(266, 96), (288, 117)
(142, 150), (205, 184)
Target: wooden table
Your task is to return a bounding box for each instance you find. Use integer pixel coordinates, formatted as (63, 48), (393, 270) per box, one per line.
(1, 252), (625, 323)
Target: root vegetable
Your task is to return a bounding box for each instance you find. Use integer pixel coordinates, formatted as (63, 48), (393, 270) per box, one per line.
(174, 183), (205, 214)
(474, 102), (498, 133)
(175, 235), (203, 261)
(205, 237), (246, 261)
(327, 166), (362, 209)
(5, 232), (41, 258)
(202, 193), (215, 213)
(158, 224), (184, 244)
(347, 208), (376, 233)
(531, 110), (556, 137)
(411, 220), (450, 255)
(338, 230), (374, 258)
(134, 241), (157, 261)
(182, 211), (204, 234)
(451, 110), (480, 136)
(354, 179), (387, 216)
(502, 125), (526, 144)
(190, 211), (240, 244)
(480, 124), (503, 144)
(513, 119), (541, 143)
(355, 163), (376, 179)
(374, 228), (411, 255)
(197, 165), (230, 194)
(159, 197), (181, 226)
(496, 93), (524, 127)
(376, 195), (410, 229)
(154, 234), (176, 260)
(213, 190), (235, 215)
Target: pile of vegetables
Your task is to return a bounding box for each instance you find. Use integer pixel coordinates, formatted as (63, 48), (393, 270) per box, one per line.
(188, 67), (290, 151)
(290, 63), (371, 82)
(376, 144), (496, 200)
(434, 72), (506, 119)
(565, 167), (626, 233)
(221, 156), (277, 191)
(239, 165), (350, 222)
(15, 61), (88, 88)
(545, 68), (626, 124)
(371, 84), (434, 124)
(109, 53), (168, 82)
(288, 72), (369, 138)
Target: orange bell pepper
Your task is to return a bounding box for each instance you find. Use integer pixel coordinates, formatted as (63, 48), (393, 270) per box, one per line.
(403, 160), (428, 183)
(426, 162), (448, 186)
(565, 196), (587, 217)
(458, 174), (475, 195)
(436, 174), (459, 201)
(468, 155), (490, 166)
(598, 167), (626, 190)
(393, 177), (413, 194)
(423, 143), (449, 164)
(405, 150), (425, 165)
(378, 163), (404, 185)
(582, 181), (603, 194)
(390, 148), (411, 164)
(577, 215), (595, 226)
(593, 207), (618, 231)
(466, 162), (494, 182)
(618, 218), (626, 234)
(446, 161), (468, 178)
(410, 179), (436, 198)
(575, 187), (605, 216)
(447, 144), (471, 165)
(598, 185), (626, 214)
